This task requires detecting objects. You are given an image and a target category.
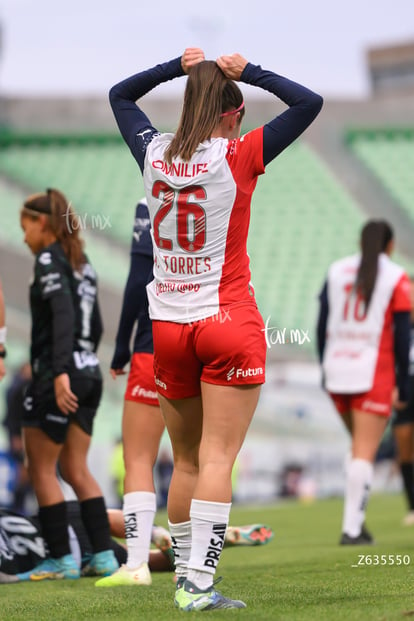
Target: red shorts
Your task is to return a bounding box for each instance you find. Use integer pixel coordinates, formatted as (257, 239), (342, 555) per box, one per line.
(329, 380), (394, 418)
(125, 352), (159, 406)
(152, 303), (266, 400)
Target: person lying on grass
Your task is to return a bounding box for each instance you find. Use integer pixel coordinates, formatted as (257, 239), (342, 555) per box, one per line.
(0, 501), (274, 582)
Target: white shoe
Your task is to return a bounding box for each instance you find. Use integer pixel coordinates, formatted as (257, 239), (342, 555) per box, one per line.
(95, 562), (152, 587)
(402, 511), (414, 526)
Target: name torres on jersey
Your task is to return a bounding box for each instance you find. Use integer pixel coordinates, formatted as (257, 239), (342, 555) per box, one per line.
(154, 253), (211, 276)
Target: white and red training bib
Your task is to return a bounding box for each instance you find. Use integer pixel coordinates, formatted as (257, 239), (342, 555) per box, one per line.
(143, 129), (264, 323)
(323, 253), (410, 394)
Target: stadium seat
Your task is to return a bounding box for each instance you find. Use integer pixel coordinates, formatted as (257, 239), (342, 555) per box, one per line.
(2, 134), (414, 354)
(346, 129), (414, 224)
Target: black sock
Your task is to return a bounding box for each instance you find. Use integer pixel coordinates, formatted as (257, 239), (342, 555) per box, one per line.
(400, 462), (414, 510)
(38, 501), (71, 559)
(80, 496), (112, 553)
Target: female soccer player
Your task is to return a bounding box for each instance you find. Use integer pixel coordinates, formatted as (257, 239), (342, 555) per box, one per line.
(96, 197), (165, 587)
(18, 189), (118, 580)
(110, 48), (322, 610)
(317, 220), (411, 544)
(0, 501), (274, 583)
(96, 198), (274, 588)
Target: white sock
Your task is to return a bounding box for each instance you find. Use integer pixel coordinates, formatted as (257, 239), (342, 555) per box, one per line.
(342, 458), (373, 537)
(123, 491), (156, 568)
(187, 499), (231, 590)
(168, 520), (192, 580)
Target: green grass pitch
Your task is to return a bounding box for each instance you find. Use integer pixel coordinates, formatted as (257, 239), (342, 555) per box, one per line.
(2, 493), (414, 620)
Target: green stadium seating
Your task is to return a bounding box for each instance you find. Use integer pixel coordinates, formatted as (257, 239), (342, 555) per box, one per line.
(248, 142), (365, 342)
(0, 182), (25, 247)
(2, 133), (414, 355)
(0, 139), (144, 245)
(346, 129), (414, 223)
(0, 179), (128, 291)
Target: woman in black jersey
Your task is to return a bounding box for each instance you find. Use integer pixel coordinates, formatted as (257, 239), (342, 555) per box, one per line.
(18, 189), (118, 581)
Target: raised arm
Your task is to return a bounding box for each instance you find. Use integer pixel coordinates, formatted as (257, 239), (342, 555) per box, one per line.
(109, 49), (205, 172)
(241, 64), (323, 166)
(217, 53), (323, 167)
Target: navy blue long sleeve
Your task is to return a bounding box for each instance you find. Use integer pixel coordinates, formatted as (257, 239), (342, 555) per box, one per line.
(240, 64), (323, 166)
(316, 281), (328, 363)
(109, 57), (323, 172)
(394, 311), (411, 402)
(109, 57), (184, 172)
(111, 254), (153, 370)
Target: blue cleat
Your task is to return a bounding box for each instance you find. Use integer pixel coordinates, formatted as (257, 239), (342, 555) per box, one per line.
(16, 554), (80, 581)
(174, 579), (246, 611)
(81, 549), (119, 577)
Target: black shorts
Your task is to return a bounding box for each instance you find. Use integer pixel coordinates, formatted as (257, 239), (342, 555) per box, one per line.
(392, 404), (414, 426)
(22, 377), (103, 444)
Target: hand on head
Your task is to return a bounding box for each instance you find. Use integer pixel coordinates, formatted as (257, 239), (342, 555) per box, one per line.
(216, 54), (248, 80)
(181, 48), (205, 74)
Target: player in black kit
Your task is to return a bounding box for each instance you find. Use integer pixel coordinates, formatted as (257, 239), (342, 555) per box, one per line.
(17, 188), (118, 581)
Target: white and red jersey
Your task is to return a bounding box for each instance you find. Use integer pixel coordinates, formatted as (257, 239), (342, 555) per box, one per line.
(143, 128), (265, 323)
(323, 253), (411, 393)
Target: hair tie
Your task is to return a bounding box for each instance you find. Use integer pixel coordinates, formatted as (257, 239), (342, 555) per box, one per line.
(220, 101), (245, 118)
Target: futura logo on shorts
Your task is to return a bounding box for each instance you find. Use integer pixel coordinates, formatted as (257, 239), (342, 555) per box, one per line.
(131, 384), (157, 400)
(155, 377), (167, 390)
(227, 366), (263, 381)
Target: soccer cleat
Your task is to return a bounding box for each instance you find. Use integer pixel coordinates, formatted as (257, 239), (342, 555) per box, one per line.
(176, 576), (186, 589)
(224, 524), (274, 547)
(339, 530), (374, 545)
(152, 524), (175, 568)
(81, 549), (119, 577)
(360, 524), (374, 543)
(0, 572), (19, 584)
(174, 579), (246, 611)
(95, 562), (152, 587)
(15, 554), (80, 581)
